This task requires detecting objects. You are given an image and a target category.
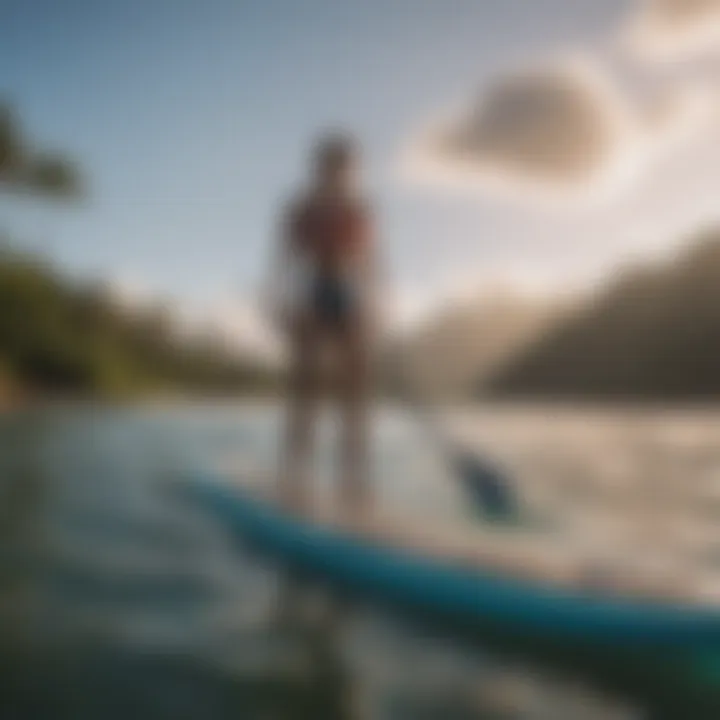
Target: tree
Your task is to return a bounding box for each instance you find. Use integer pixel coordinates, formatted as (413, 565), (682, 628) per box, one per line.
(0, 102), (83, 401)
(0, 102), (82, 199)
(0, 102), (276, 398)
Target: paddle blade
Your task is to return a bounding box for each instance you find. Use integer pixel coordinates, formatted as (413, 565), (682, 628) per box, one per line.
(453, 451), (518, 521)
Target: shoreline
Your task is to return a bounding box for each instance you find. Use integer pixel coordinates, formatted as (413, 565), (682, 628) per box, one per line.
(4, 393), (720, 417)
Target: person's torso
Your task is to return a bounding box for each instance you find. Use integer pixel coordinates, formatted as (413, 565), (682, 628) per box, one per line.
(291, 194), (368, 277)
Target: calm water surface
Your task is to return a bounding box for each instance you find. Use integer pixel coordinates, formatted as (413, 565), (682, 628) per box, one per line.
(1, 402), (719, 719)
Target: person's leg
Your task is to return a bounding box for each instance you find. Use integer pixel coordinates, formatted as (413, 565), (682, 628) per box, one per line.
(281, 316), (321, 511)
(336, 320), (371, 516)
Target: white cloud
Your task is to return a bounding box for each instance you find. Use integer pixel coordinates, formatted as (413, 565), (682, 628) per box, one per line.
(177, 297), (281, 363)
(642, 80), (717, 153)
(386, 285), (438, 332)
(103, 276), (159, 313)
(400, 54), (717, 207)
(401, 56), (641, 204)
(103, 276), (281, 362)
(623, 0), (720, 60)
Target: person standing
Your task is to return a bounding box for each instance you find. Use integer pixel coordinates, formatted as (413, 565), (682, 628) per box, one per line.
(270, 132), (380, 517)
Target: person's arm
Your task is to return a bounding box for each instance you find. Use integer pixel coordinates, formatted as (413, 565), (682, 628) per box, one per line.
(261, 201), (302, 334)
(356, 202), (387, 337)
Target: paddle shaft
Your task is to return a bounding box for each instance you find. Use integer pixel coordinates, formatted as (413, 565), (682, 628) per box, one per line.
(395, 374), (517, 520)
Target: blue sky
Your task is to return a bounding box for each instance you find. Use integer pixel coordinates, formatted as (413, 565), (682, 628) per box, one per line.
(3, 0), (720, 333)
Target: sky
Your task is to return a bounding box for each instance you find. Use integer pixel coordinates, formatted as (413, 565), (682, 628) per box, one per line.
(3, 0), (720, 345)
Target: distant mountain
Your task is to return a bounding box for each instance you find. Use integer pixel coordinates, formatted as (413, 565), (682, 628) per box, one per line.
(485, 231), (720, 401)
(388, 291), (561, 399)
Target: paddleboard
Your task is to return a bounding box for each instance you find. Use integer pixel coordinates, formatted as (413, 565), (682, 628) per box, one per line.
(183, 472), (720, 699)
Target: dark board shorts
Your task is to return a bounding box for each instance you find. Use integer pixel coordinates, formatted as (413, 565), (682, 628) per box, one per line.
(310, 274), (359, 329)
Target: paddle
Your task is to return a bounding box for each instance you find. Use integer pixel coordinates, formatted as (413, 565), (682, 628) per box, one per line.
(404, 389), (518, 521)
(388, 355), (518, 522)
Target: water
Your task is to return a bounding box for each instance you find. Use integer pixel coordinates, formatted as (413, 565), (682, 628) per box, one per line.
(1, 402), (719, 719)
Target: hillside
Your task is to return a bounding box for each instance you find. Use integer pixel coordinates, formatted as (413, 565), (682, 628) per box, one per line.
(389, 291), (561, 399)
(485, 231), (720, 401)
(0, 243), (278, 400)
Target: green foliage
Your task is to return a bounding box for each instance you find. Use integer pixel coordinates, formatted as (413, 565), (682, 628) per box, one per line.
(0, 104), (23, 175)
(0, 102), (82, 199)
(0, 355), (17, 399)
(0, 101), (270, 397)
(21, 152), (82, 198)
(0, 246), (278, 398)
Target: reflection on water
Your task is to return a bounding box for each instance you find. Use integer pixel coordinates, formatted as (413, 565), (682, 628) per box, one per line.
(1, 402), (719, 718)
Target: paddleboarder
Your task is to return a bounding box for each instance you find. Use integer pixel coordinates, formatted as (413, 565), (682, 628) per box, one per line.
(270, 132), (380, 516)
